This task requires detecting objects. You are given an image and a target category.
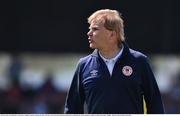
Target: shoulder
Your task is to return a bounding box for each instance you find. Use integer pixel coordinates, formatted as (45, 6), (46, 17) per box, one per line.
(77, 54), (94, 67)
(122, 42), (147, 62)
(129, 49), (146, 57)
(128, 49), (153, 72)
(75, 54), (97, 74)
(78, 49), (99, 65)
(129, 49), (148, 63)
(79, 53), (93, 62)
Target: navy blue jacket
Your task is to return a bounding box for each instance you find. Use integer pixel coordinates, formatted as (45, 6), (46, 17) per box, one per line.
(64, 42), (164, 114)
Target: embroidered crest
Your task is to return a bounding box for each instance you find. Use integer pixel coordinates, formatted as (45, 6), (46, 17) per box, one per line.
(90, 70), (98, 77)
(122, 66), (133, 76)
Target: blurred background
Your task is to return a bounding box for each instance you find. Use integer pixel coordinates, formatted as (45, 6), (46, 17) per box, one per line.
(0, 0), (180, 114)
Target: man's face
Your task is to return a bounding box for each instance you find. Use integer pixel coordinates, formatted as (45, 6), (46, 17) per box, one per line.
(87, 21), (111, 50)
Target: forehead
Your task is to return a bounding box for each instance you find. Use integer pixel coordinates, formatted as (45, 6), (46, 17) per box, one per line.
(89, 21), (104, 28)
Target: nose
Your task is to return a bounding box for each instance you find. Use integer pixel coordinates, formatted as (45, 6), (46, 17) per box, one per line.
(87, 30), (92, 36)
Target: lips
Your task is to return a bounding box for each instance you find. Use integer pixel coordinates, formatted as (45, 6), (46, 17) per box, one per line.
(88, 38), (93, 43)
(89, 40), (92, 43)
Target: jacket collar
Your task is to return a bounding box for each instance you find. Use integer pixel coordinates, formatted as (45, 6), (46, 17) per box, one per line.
(91, 41), (130, 59)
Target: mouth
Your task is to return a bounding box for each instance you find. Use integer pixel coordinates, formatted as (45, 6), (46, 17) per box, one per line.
(89, 40), (92, 43)
(88, 38), (93, 43)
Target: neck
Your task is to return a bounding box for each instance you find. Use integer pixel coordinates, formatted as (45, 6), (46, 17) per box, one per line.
(99, 44), (122, 59)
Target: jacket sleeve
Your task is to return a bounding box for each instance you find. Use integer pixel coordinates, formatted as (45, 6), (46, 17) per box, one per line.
(141, 57), (164, 114)
(64, 60), (85, 114)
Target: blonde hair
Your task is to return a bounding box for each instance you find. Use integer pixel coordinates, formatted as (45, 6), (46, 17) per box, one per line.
(88, 9), (125, 45)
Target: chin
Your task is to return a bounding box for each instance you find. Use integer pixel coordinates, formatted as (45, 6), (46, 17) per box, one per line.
(89, 44), (96, 49)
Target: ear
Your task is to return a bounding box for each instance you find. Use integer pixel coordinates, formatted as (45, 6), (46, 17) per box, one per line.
(110, 31), (116, 38)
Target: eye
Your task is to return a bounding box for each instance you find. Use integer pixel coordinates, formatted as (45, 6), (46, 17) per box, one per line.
(92, 27), (97, 30)
(92, 27), (99, 31)
(89, 27), (99, 31)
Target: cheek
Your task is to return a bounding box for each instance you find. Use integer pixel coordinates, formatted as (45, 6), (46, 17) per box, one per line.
(93, 32), (98, 37)
(94, 31), (103, 38)
(93, 31), (107, 42)
(92, 32), (99, 40)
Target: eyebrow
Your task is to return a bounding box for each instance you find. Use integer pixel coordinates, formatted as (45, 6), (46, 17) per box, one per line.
(89, 25), (99, 29)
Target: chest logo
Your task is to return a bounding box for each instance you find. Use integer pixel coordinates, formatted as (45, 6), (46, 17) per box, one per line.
(90, 70), (98, 77)
(122, 66), (133, 76)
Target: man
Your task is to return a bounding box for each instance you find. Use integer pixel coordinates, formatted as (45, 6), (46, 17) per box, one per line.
(64, 9), (164, 114)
